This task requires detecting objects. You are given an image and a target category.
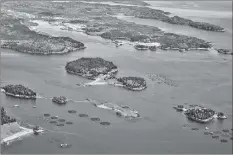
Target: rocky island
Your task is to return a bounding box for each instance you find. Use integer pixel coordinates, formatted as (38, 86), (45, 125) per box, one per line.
(116, 77), (147, 91)
(1, 84), (36, 99)
(65, 57), (118, 80)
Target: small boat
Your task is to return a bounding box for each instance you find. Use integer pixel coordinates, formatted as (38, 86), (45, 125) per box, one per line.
(60, 143), (72, 148)
(13, 105), (19, 108)
(173, 105), (186, 112)
(33, 126), (40, 135)
(217, 112), (227, 119)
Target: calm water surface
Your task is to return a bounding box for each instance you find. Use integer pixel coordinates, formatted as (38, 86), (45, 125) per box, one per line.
(1, 1), (232, 154)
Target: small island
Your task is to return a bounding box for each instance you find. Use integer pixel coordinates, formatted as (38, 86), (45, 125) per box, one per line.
(1, 36), (86, 55)
(52, 96), (67, 105)
(65, 57), (118, 80)
(1, 84), (36, 99)
(116, 77), (147, 91)
(184, 108), (216, 123)
(173, 105), (227, 123)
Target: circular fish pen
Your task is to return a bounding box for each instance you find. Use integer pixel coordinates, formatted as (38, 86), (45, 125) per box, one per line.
(220, 139), (228, 143)
(44, 114), (50, 117)
(57, 124), (65, 127)
(50, 121), (57, 124)
(58, 119), (66, 122)
(90, 117), (100, 122)
(66, 121), (73, 125)
(79, 114), (88, 117)
(222, 129), (230, 133)
(68, 110), (76, 114)
(51, 116), (58, 119)
(100, 122), (110, 126)
(212, 135), (219, 139)
(191, 128), (199, 131)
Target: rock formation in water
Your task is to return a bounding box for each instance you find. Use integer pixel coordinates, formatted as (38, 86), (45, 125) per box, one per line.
(1, 107), (17, 125)
(216, 49), (233, 55)
(65, 57), (118, 80)
(2, 84), (36, 99)
(52, 96), (67, 105)
(134, 44), (149, 50)
(117, 76), (147, 91)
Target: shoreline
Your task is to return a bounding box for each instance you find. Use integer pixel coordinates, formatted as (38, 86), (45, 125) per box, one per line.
(1, 122), (34, 145)
(4, 92), (37, 99)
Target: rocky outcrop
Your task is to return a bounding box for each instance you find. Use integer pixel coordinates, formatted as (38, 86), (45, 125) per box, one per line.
(134, 44), (149, 50)
(217, 49), (233, 55)
(87, 99), (140, 119)
(52, 96), (67, 104)
(149, 46), (157, 51)
(117, 77), (147, 91)
(1, 107), (16, 125)
(2, 84), (36, 99)
(65, 57), (118, 80)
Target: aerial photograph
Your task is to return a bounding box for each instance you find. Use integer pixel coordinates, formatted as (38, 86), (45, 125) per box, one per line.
(0, 0), (232, 154)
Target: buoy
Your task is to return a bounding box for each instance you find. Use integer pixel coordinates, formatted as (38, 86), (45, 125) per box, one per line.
(205, 127), (209, 130)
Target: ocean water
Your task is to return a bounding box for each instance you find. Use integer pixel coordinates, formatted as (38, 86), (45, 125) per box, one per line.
(1, 1), (232, 154)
